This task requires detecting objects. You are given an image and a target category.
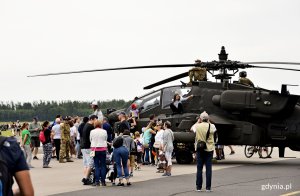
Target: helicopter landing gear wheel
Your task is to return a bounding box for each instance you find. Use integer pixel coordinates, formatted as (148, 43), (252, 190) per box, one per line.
(175, 150), (193, 164)
(258, 147), (273, 159)
(244, 145), (255, 158)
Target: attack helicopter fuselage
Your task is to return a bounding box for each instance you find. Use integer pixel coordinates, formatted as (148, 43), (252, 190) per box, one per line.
(109, 80), (300, 163)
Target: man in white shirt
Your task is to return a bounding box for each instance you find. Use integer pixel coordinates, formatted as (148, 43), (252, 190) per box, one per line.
(91, 101), (104, 122)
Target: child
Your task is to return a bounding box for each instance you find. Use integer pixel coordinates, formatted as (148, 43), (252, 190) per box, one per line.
(130, 103), (139, 119)
(157, 152), (167, 173)
(134, 131), (143, 170)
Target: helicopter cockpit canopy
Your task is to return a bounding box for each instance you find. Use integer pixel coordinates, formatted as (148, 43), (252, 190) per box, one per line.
(127, 86), (192, 114)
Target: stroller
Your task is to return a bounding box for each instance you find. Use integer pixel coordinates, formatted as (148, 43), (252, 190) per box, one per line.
(106, 151), (117, 183)
(88, 151), (117, 184)
(156, 152), (167, 173)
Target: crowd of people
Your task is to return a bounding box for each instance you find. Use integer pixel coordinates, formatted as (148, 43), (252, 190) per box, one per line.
(1, 98), (241, 195)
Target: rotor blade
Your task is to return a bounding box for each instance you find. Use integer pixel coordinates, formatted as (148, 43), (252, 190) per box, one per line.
(143, 72), (189, 90)
(251, 65), (300, 72)
(244, 62), (300, 66)
(27, 64), (195, 77)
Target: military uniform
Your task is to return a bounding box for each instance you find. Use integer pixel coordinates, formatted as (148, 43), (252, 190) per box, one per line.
(188, 67), (207, 83)
(239, 77), (254, 87)
(59, 122), (73, 163)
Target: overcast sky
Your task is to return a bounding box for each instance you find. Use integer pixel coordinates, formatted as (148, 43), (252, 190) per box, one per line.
(1, 0), (300, 103)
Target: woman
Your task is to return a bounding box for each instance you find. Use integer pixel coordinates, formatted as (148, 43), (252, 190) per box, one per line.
(74, 117), (82, 159)
(154, 121), (164, 170)
(69, 120), (76, 158)
(142, 122), (156, 165)
(90, 120), (108, 186)
(21, 122), (33, 168)
(122, 130), (136, 177)
(162, 121), (174, 176)
(170, 93), (194, 114)
(113, 134), (131, 186)
(42, 121), (53, 168)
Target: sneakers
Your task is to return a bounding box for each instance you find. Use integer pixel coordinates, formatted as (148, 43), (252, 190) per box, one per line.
(59, 159), (66, 163)
(196, 189), (203, 192)
(206, 189), (213, 192)
(33, 156), (38, 160)
(66, 159), (74, 162)
(82, 178), (92, 185)
(92, 182), (100, 186)
(101, 182), (106, 186)
(43, 165), (51, 168)
(229, 151), (235, 155)
(117, 182), (124, 186)
(162, 173), (171, 176)
(126, 182), (132, 186)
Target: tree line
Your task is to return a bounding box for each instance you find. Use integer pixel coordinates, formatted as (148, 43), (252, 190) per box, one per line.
(0, 100), (131, 122)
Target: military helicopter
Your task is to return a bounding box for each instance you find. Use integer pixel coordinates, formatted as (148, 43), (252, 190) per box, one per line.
(29, 46), (300, 164)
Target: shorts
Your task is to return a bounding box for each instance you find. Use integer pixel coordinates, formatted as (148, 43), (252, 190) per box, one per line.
(129, 155), (135, 167)
(31, 137), (40, 148)
(164, 151), (173, 166)
(81, 149), (94, 168)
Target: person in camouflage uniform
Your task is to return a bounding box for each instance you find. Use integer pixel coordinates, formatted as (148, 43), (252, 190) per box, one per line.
(59, 118), (74, 163)
(238, 71), (254, 87)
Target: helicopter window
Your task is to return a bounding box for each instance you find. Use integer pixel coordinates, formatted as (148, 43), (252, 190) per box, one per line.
(162, 87), (191, 109)
(130, 91), (161, 113)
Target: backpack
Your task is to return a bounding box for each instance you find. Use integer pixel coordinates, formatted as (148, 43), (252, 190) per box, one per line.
(113, 136), (123, 149)
(0, 137), (14, 196)
(136, 139), (143, 152)
(196, 124), (210, 153)
(39, 129), (46, 143)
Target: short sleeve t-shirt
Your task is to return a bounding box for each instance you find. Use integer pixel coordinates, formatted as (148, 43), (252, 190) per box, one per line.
(1, 137), (29, 174)
(21, 129), (31, 145)
(118, 121), (130, 134)
(52, 124), (61, 139)
(43, 129), (51, 144)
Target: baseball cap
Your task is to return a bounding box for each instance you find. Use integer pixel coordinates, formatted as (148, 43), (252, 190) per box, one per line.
(91, 101), (98, 106)
(118, 111), (126, 116)
(200, 111), (209, 120)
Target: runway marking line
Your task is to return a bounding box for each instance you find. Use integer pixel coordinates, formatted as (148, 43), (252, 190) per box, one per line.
(281, 191), (300, 196)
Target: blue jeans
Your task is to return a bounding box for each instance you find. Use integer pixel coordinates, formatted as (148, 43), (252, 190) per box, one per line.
(113, 146), (129, 179)
(144, 147), (150, 163)
(196, 150), (213, 190)
(93, 151), (107, 183)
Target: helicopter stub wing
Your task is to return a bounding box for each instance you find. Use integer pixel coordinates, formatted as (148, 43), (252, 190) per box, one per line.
(209, 114), (234, 126)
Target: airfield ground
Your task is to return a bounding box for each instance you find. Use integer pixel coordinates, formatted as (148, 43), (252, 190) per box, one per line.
(20, 146), (300, 196)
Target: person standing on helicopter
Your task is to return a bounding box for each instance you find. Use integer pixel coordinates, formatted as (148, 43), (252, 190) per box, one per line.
(238, 71), (254, 87)
(91, 101), (104, 122)
(170, 93), (194, 114)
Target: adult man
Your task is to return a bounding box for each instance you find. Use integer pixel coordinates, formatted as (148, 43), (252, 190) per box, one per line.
(238, 71), (254, 87)
(28, 117), (42, 160)
(52, 118), (61, 161)
(102, 117), (113, 143)
(117, 112), (130, 135)
(0, 136), (34, 196)
(194, 111), (216, 192)
(59, 118), (74, 163)
(91, 101), (104, 122)
(81, 115), (98, 185)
